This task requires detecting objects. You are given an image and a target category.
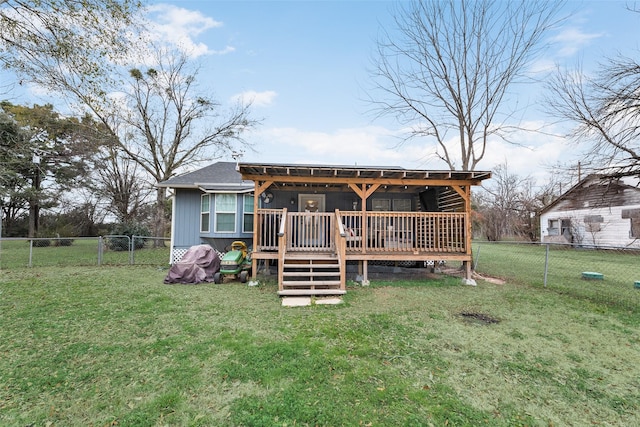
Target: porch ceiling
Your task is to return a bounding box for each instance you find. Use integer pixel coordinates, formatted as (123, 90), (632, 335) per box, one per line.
(238, 162), (491, 192)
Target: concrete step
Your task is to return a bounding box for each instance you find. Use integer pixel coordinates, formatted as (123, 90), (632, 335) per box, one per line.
(278, 289), (347, 296)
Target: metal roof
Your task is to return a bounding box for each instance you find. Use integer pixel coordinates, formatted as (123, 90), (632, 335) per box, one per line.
(238, 162), (491, 185)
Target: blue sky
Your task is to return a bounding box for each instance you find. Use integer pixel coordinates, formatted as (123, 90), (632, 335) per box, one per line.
(4, 0), (640, 185)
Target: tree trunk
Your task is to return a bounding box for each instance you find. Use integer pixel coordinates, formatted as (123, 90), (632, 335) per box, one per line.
(153, 187), (167, 247)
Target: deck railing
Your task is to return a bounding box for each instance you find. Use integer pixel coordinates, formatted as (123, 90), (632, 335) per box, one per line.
(338, 210), (467, 253)
(256, 209), (468, 254)
(256, 209), (284, 251)
(286, 212), (334, 252)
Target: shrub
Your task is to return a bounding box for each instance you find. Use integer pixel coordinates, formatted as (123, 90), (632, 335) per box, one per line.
(31, 239), (51, 247)
(54, 238), (74, 247)
(107, 222), (150, 251)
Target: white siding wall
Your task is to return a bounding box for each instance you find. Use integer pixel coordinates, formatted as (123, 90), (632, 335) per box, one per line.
(540, 204), (640, 248)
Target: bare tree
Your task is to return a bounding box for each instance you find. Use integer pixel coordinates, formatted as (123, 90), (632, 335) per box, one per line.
(93, 145), (152, 223)
(545, 54), (640, 179)
(475, 163), (534, 240)
(474, 162), (565, 241)
(369, 0), (565, 171)
(108, 48), (259, 240)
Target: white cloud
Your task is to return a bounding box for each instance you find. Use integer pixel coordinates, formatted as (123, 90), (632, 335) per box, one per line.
(237, 120), (579, 190)
(232, 90), (278, 107)
(475, 121), (574, 185)
(211, 46), (236, 55)
(144, 4), (229, 58)
(244, 125), (419, 167)
(550, 27), (604, 57)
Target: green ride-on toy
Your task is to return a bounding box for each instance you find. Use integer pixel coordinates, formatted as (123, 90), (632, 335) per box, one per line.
(214, 241), (251, 284)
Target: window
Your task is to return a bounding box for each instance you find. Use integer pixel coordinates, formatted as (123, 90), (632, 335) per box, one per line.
(547, 219), (559, 236)
(393, 199), (411, 211)
(622, 209), (640, 238)
(372, 199), (390, 211)
(200, 195), (210, 233)
(215, 193), (236, 232)
(584, 215), (603, 233)
(560, 219), (572, 238)
(243, 194), (254, 233)
(631, 219), (640, 239)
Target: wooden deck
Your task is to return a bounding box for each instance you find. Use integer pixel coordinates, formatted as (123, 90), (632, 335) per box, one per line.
(251, 209), (471, 294)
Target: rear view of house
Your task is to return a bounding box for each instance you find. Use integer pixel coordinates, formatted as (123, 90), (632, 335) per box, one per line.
(160, 161), (492, 295)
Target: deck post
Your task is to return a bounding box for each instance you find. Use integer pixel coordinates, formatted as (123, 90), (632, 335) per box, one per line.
(363, 260), (369, 285)
(252, 180), (260, 279)
(464, 260), (472, 280)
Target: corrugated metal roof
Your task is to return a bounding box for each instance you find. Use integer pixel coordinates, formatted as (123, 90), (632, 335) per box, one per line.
(238, 162), (492, 183)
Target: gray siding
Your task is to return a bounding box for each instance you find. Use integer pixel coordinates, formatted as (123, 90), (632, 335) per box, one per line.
(172, 188), (253, 249)
(173, 189), (202, 247)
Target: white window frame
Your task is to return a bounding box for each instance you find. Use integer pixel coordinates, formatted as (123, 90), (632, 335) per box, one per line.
(243, 194), (254, 233)
(215, 193), (237, 233)
(200, 194), (210, 233)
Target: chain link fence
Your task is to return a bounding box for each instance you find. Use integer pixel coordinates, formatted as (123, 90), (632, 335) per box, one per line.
(472, 241), (640, 312)
(0, 236), (170, 269)
(3, 236), (638, 310)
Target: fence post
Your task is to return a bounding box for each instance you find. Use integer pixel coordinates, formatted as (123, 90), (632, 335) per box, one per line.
(131, 235), (140, 265)
(129, 236), (134, 265)
(29, 239), (33, 268)
(473, 244), (481, 271)
(543, 243), (549, 287)
(98, 236), (103, 266)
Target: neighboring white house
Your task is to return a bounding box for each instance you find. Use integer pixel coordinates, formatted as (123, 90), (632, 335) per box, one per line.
(539, 174), (640, 248)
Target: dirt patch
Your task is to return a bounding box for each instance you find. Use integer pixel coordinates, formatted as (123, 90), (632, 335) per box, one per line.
(458, 312), (501, 325)
(472, 272), (506, 285)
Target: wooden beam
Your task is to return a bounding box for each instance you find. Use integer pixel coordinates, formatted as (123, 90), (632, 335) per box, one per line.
(364, 183), (381, 199)
(348, 183), (364, 199)
(255, 180), (273, 198)
(241, 173), (484, 187)
(450, 185), (469, 203)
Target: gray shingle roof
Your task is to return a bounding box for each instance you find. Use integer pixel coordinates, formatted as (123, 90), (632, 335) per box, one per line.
(157, 162), (254, 191)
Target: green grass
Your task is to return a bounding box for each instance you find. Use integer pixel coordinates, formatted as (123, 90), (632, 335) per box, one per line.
(473, 242), (640, 314)
(1, 265), (640, 426)
(0, 238), (170, 268)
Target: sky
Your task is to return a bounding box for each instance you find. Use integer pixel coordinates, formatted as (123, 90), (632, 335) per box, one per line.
(3, 0), (640, 187)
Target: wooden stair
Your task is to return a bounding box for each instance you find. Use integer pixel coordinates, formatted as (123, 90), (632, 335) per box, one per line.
(278, 252), (345, 296)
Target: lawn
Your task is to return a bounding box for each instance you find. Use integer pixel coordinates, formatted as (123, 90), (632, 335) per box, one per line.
(1, 264), (639, 426)
(473, 242), (640, 313)
(0, 238), (170, 268)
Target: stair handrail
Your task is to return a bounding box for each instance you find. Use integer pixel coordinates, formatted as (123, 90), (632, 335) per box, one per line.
(277, 208), (288, 290)
(336, 210), (346, 238)
(335, 209), (347, 290)
(277, 208), (288, 237)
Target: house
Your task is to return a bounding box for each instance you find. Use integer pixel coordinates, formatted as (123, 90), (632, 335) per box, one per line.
(237, 162), (491, 296)
(159, 161), (491, 294)
(539, 174), (640, 248)
(157, 162), (256, 263)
